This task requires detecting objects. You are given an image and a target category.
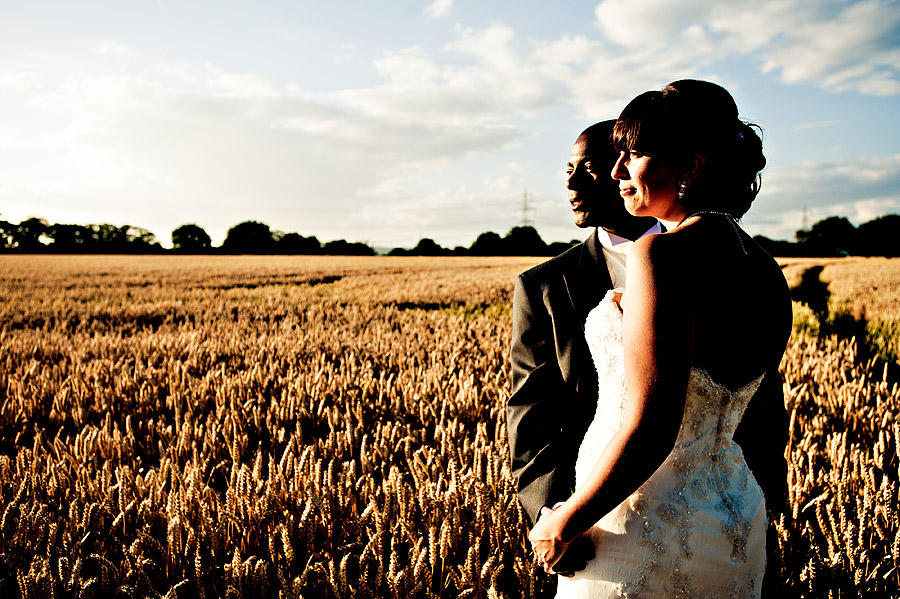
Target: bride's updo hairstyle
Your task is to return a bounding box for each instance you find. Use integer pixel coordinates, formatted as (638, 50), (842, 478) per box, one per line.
(612, 79), (765, 218)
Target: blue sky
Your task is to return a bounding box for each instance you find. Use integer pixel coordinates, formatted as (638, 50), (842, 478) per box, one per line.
(1, 0), (899, 249)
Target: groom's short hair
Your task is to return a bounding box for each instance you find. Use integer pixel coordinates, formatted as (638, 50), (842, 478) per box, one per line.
(578, 119), (619, 162)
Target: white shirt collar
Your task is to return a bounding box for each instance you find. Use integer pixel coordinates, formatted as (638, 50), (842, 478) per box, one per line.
(597, 221), (662, 252)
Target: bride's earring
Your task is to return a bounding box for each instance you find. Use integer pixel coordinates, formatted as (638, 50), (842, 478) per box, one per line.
(677, 181), (687, 200)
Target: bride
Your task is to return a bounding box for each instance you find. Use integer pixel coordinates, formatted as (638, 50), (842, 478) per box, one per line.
(528, 80), (792, 597)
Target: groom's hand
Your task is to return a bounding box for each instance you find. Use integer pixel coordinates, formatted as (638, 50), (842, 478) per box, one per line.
(551, 534), (594, 576)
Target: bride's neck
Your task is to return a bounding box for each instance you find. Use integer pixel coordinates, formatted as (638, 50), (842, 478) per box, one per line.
(659, 218), (681, 231)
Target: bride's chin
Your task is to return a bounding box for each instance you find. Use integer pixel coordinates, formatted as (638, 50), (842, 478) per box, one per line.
(625, 206), (652, 219)
(623, 202), (642, 217)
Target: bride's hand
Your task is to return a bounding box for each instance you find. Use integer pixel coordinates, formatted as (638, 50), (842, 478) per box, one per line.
(528, 506), (572, 574)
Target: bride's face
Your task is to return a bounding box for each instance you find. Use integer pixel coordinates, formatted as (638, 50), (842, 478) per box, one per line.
(611, 150), (684, 221)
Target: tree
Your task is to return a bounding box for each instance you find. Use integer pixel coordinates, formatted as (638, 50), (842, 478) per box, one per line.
(172, 224), (212, 253)
(546, 239), (580, 256)
(469, 231), (503, 256)
(502, 226), (547, 256)
(91, 223), (131, 250)
(0, 220), (14, 250)
(796, 217), (859, 257)
(411, 238), (447, 256)
(84, 223), (161, 253)
(48, 223), (95, 252)
(10, 217), (50, 252)
(753, 235), (805, 258)
(322, 239), (375, 256)
(126, 227), (162, 253)
(222, 221), (275, 254)
(857, 214), (900, 257)
(276, 232), (321, 254)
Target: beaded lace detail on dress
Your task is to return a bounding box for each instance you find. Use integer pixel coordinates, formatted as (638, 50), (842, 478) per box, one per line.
(557, 289), (766, 599)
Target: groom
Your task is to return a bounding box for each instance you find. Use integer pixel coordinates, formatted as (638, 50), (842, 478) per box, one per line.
(506, 120), (789, 582)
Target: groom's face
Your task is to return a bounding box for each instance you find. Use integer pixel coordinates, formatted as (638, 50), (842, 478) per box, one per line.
(565, 132), (627, 229)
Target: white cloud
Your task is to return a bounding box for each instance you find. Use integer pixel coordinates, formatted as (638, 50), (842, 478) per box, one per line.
(446, 24), (517, 69)
(332, 43), (360, 65)
(425, 0), (453, 19)
(372, 47), (443, 85)
(850, 197), (900, 222)
(332, 25), (559, 127)
(147, 61), (202, 85)
(590, 0), (900, 98)
(91, 40), (138, 61)
(204, 67), (282, 98)
(0, 73), (42, 92)
(760, 1), (900, 95)
(594, 0), (711, 50)
(483, 175), (513, 193)
(745, 154), (900, 239)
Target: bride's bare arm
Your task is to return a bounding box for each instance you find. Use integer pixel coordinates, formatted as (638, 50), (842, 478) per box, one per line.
(529, 233), (692, 570)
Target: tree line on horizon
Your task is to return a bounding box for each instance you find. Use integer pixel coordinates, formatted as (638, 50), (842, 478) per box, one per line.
(753, 214), (900, 258)
(0, 217), (580, 257)
(1, 214), (899, 258)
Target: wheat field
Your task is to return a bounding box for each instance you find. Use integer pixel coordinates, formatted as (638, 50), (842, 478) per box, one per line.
(1, 255), (898, 598)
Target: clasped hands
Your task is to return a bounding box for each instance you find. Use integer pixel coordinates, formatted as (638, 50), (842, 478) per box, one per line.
(528, 504), (594, 576)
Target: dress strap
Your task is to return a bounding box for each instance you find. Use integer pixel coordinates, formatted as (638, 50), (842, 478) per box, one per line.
(679, 210), (747, 255)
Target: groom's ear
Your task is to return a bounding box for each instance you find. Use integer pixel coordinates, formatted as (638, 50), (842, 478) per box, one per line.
(681, 154), (705, 185)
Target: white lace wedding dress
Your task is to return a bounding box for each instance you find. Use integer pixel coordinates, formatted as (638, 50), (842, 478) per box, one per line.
(555, 289), (767, 598)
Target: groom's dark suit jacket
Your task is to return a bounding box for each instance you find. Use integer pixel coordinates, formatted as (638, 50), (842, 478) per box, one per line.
(506, 229), (789, 529)
(507, 229), (612, 525)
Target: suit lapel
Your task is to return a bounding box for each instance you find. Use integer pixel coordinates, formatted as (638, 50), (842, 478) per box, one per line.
(563, 229), (612, 330)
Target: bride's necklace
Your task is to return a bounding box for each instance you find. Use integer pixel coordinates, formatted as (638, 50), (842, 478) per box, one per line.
(677, 210), (747, 254)
(677, 210), (736, 226)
